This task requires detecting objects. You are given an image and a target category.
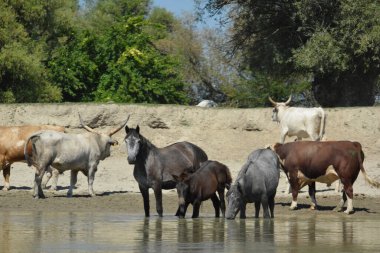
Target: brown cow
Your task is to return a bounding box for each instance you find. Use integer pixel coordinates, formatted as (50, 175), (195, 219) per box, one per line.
(0, 125), (65, 190)
(274, 141), (380, 214)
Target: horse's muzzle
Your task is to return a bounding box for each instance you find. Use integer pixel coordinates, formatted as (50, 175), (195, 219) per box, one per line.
(127, 156), (136, 164)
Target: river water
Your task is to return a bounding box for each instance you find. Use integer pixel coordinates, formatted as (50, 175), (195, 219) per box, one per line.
(0, 212), (378, 253)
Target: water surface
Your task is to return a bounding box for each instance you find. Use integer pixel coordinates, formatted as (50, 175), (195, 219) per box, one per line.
(0, 212), (378, 253)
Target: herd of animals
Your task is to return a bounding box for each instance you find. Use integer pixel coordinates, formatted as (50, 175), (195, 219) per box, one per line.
(0, 96), (379, 219)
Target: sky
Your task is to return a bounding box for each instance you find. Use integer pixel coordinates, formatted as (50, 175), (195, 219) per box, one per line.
(152, 0), (220, 28)
(153, 0), (197, 17)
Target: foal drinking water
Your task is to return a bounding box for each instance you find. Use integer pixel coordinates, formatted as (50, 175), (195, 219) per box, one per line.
(173, 160), (232, 218)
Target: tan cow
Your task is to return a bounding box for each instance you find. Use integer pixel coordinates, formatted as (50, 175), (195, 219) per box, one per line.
(0, 125), (65, 190)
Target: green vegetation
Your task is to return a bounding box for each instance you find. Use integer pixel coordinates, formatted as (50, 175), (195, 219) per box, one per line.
(0, 0), (379, 106)
(203, 0), (380, 106)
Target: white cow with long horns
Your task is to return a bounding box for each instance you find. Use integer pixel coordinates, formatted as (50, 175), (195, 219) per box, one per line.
(269, 95), (326, 143)
(24, 113), (129, 199)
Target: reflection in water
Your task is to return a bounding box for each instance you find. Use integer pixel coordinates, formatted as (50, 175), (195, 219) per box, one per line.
(0, 212), (379, 253)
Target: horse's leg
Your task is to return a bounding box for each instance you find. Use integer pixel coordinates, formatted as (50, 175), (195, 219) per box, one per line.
(139, 184), (150, 217)
(210, 193), (221, 218)
(153, 183), (163, 217)
(254, 201), (261, 218)
(261, 195), (270, 219)
(2, 164), (11, 191)
(192, 199), (201, 218)
(268, 195), (275, 218)
(218, 188), (226, 217)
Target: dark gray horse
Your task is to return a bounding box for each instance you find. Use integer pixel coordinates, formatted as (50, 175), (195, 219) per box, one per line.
(124, 125), (208, 217)
(226, 148), (280, 219)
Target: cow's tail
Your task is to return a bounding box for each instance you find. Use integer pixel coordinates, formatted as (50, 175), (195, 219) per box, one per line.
(357, 145), (380, 188)
(319, 108), (326, 140)
(24, 133), (40, 167)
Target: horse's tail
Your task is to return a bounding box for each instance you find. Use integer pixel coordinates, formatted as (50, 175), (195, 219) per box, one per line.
(225, 166), (233, 190)
(318, 108), (326, 140)
(356, 144), (380, 188)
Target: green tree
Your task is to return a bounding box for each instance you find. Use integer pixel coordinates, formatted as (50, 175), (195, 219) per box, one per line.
(50, 0), (188, 104)
(94, 16), (188, 103)
(0, 0), (64, 102)
(202, 0), (380, 106)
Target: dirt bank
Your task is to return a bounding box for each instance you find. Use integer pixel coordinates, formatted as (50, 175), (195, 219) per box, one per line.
(0, 103), (379, 214)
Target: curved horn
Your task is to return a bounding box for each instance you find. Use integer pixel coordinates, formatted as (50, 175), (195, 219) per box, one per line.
(108, 114), (130, 136)
(78, 113), (98, 134)
(285, 95), (292, 105)
(268, 97), (277, 106)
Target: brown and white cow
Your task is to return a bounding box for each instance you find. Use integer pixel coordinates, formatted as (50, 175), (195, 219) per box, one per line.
(0, 125), (65, 190)
(274, 141), (380, 214)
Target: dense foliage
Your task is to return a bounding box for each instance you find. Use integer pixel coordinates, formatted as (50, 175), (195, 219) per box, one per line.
(0, 0), (188, 104)
(202, 0), (380, 106)
(1, 0), (379, 106)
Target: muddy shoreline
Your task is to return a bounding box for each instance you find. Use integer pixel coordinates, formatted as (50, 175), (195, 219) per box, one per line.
(1, 190), (379, 219)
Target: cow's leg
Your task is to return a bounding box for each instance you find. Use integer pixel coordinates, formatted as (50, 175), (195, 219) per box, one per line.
(285, 179), (292, 194)
(152, 183), (163, 217)
(210, 193), (221, 218)
(240, 202), (247, 219)
(41, 169), (52, 189)
(334, 180), (342, 193)
(192, 199), (201, 218)
(2, 164), (11, 191)
(343, 184), (354, 214)
(335, 191), (347, 212)
(139, 185), (150, 217)
(87, 166), (97, 197)
(308, 182), (317, 210)
(268, 195), (275, 218)
(218, 188), (226, 217)
(42, 167), (59, 190)
(33, 167), (46, 199)
(289, 171), (299, 210)
(67, 170), (79, 197)
(50, 168), (60, 191)
(254, 201), (261, 218)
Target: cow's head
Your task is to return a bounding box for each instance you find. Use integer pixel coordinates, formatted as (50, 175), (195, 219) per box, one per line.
(225, 183), (243, 219)
(269, 95), (291, 122)
(124, 125), (142, 164)
(79, 113), (130, 160)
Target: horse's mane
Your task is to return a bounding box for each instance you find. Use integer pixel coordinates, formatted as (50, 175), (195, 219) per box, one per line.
(136, 133), (158, 162)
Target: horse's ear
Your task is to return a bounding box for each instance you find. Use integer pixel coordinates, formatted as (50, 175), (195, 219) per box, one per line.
(136, 125), (140, 134)
(125, 125), (130, 133)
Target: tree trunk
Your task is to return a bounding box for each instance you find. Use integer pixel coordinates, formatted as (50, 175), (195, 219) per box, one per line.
(312, 72), (376, 107)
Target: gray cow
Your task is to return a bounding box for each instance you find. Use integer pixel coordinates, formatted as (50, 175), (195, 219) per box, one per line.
(226, 148), (280, 219)
(24, 114), (129, 199)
